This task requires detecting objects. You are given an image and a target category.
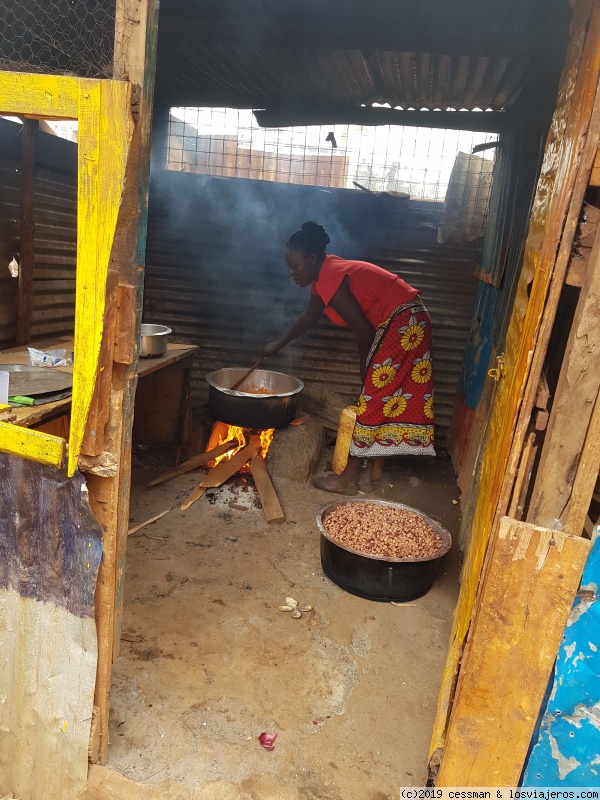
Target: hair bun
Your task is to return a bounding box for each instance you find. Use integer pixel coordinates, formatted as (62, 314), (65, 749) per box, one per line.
(301, 221), (330, 245)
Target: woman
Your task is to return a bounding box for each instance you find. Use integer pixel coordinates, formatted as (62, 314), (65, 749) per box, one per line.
(263, 221), (435, 495)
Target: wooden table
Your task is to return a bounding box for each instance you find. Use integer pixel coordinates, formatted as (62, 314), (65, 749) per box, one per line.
(0, 338), (198, 459)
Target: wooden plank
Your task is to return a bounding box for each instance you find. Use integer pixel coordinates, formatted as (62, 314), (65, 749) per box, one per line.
(136, 344), (198, 378)
(437, 517), (590, 786)
(528, 217), (600, 529)
(148, 439), (237, 486)
(535, 373), (550, 410)
(16, 118), (38, 346)
(0, 71), (79, 119)
(590, 147), (600, 185)
(181, 438), (260, 511)
(430, 0), (600, 766)
(565, 253), (588, 286)
(250, 455), (285, 523)
(81, 272), (118, 457)
(88, 0), (161, 763)
(70, 79), (133, 476)
(507, 431), (536, 519)
(87, 765), (163, 800)
(128, 506), (175, 535)
(0, 422), (65, 468)
(113, 284), (136, 365)
(564, 389), (600, 534)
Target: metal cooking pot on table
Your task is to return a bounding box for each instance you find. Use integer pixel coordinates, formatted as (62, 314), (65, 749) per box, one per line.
(206, 368), (304, 429)
(139, 324), (171, 357)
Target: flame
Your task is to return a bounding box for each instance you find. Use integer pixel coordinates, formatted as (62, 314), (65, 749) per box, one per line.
(206, 422), (275, 467)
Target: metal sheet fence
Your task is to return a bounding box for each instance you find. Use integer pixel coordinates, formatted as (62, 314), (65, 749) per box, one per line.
(0, 119), (76, 349)
(144, 170), (480, 439)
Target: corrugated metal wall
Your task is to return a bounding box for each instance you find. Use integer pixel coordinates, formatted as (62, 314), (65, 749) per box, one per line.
(144, 170), (480, 439)
(0, 119), (77, 349)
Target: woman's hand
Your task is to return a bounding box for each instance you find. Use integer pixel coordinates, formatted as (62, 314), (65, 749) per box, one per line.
(261, 340), (283, 358)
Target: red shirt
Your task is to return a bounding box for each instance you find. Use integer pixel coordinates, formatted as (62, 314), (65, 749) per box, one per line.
(311, 254), (419, 327)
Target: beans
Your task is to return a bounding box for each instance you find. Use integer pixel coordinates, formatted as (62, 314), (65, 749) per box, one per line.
(323, 502), (445, 559)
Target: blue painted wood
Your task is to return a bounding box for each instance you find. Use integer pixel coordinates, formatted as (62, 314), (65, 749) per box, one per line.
(522, 536), (600, 786)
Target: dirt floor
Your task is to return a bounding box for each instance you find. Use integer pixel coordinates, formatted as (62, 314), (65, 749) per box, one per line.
(108, 444), (462, 800)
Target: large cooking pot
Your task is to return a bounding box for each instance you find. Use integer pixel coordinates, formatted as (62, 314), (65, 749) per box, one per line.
(140, 324), (172, 358)
(206, 368), (304, 429)
(317, 499), (452, 602)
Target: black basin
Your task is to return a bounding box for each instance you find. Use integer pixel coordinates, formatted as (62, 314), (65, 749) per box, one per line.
(317, 499), (452, 602)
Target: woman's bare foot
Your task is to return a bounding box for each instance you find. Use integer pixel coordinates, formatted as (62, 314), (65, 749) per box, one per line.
(311, 474), (358, 495)
(312, 455), (363, 495)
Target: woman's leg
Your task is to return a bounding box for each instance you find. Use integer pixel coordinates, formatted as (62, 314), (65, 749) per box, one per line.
(357, 457), (384, 491)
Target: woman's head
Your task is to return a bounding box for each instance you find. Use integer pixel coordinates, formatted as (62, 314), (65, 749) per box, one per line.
(285, 221), (330, 287)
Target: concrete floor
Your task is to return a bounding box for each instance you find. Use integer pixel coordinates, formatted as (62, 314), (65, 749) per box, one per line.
(108, 447), (462, 799)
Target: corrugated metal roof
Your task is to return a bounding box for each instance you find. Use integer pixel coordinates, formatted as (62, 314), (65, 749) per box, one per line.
(156, 0), (569, 113)
(158, 45), (529, 112)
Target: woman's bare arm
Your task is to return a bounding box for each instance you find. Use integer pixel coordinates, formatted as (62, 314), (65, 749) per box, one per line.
(262, 292), (325, 355)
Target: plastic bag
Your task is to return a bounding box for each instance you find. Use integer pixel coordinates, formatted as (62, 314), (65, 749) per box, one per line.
(8, 257), (18, 278)
(28, 347), (72, 367)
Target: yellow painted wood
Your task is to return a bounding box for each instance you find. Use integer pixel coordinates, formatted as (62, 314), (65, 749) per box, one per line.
(437, 518), (590, 786)
(0, 72), (132, 475)
(0, 71), (79, 118)
(70, 80), (133, 476)
(0, 422), (65, 468)
(430, 0), (600, 766)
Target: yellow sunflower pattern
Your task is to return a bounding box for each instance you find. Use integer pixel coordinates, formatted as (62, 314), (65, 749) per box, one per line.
(411, 352), (433, 385)
(382, 387), (413, 418)
(356, 393), (371, 416)
(398, 314), (427, 352)
(423, 393), (434, 419)
(371, 357), (400, 389)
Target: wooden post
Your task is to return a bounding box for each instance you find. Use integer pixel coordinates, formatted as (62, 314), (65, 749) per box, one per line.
(87, 0), (159, 766)
(16, 118), (38, 346)
(528, 219), (600, 529)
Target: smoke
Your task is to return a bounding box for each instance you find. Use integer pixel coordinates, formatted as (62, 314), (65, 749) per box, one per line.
(146, 168), (363, 340)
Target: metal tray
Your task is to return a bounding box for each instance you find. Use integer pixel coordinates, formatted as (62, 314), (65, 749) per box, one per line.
(0, 364), (73, 397)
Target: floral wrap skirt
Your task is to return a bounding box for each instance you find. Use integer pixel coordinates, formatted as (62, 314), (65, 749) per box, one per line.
(350, 299), (435, 458)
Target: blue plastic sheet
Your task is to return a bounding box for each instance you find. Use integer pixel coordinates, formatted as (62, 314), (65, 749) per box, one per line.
(522, 536), (600, 786)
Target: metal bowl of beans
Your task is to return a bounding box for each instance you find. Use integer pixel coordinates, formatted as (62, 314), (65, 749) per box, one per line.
(316, 499), (452, 602)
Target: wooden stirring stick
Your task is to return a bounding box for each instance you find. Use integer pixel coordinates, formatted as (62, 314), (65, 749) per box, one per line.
(230, 357), (265, 391)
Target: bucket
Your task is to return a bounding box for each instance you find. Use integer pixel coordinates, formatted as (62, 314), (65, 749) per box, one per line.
(332, 405), (357, 475)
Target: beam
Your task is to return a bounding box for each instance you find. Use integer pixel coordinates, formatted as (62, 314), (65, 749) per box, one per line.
(253, 106), (508, 132)
(528, 214), (600, 530)
(16, 118), (38, 346)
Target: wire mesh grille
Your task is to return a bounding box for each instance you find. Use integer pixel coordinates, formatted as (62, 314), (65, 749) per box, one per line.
(6, 103), (494, 242)
(0, 0), (115, 77)
(167, 107), (497, 241)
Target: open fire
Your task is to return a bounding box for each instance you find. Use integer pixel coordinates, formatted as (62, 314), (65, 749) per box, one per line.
(205, 421), (275, 467)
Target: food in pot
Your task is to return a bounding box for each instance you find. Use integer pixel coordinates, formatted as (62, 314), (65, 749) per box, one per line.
(323, 502), (444, 559)
(240, 386), (274, 395)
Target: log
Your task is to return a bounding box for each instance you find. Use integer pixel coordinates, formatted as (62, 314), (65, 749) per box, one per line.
(250, 455), (285, 523)
(148, 439), (237, 486)
(180, 438), (260, 511)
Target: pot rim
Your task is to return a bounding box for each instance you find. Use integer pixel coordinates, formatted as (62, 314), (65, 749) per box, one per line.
(140, 324), (172, 336)
(316, 498), (452, 563)
(206, 368), (304, 399)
